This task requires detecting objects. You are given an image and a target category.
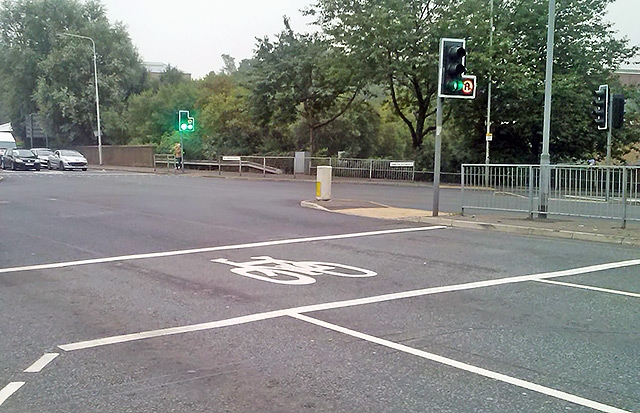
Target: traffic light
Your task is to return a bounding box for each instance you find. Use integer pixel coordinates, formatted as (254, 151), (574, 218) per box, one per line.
(611, 94), (625, 129)
(592, 85), (609, 130)
(178, 110), (195, 132)
(438, 38), (475, 99)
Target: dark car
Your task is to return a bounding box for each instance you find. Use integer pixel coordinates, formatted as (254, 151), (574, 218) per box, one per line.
(31, 148), (54, 168)
(2, 148), (41, 171)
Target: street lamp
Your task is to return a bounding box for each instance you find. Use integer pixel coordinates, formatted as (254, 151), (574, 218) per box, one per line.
(539, 0), (555, 218)
(58, 33), (102, 165)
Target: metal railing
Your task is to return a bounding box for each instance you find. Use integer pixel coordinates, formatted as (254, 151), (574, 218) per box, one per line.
(153, 154), (176, 171)
(462, 164), (640, 226)
(308, 157), (416, 181)
(154, 154), (422, 181)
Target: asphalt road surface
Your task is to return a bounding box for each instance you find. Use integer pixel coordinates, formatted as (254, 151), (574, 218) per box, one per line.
(1, 170), (639, 412)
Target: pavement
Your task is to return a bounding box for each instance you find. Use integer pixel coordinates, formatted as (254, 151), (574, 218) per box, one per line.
(301, 198), (640, 247)
(4, 164), (639, 246)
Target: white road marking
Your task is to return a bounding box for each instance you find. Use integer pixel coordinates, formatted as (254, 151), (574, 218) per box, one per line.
(536, 279), (640, 298)
(289, 313), (630, 413)
(0, 382), (25, 406)
(58, 258), (640, 352)
(24, 353), (59, 373)
(0, 226), (447, 276)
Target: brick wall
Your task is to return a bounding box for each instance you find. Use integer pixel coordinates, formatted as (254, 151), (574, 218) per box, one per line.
(74, 145), (155, 167)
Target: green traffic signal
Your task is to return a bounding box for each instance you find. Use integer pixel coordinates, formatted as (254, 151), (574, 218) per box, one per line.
(177, 110), (195, 132)
(439, 38), (471, 98)
(447, 79), (464, 93)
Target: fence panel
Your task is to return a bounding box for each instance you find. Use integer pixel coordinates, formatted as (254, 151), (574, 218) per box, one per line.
(242, 156), (293, 176)
(462, 164), (640, 223)
(462, 164), (536, 215)
(549, 166), (625, 219)
(306, 157), (417, 181)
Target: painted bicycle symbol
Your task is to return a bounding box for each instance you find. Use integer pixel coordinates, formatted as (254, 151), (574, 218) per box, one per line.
(211, 255), (377, 285)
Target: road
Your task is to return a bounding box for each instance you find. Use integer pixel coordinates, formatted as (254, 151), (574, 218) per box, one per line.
(1, 170), (639, 412)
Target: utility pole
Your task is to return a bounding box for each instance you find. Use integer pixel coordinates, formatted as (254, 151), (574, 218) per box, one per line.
(539, 0), (555, 218)
(58, 33), (102, 165)
(485, 0), (494, 166)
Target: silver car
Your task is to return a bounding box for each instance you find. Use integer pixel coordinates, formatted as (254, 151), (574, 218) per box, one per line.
(31, 148), (54, 168)
(48, 149), (88, 171)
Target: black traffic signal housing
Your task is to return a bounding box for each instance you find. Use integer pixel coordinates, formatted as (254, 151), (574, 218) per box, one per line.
(611, 94), (625, 129)
(592, 85), (609, 130)
(438, 38), (475, 99)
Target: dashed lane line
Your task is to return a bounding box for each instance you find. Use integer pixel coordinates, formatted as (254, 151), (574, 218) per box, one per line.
(0, 382), (25, 406)
(24, 353), (59, 373)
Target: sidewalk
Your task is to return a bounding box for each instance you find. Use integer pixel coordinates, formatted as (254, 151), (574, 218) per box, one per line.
(81, 165), (640, 246)
(301, 199), (640, 247)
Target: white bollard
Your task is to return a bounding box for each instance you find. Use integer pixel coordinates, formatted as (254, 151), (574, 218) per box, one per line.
(316, 166), (332, 201)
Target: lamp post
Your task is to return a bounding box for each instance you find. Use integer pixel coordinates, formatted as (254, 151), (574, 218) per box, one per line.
(484, 0), (494, 188)
(539, 0), (555, 218)
(58, 33), (102, 165)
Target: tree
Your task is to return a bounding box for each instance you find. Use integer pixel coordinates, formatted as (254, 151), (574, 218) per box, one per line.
(196, 72), (263, 156)
(452, 0), (639, 164)
(0, 0), (145, 146)
(246, 18), (361, 154)
(308, 0), (464, 151)
(124, 80), (197, 145)
(308, 0), (638, 166)
(220, 54), (237, 75)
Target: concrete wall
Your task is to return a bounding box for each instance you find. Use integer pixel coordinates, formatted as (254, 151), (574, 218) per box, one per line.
(616, 68), (640, 86)
(74, 145), (155, 167)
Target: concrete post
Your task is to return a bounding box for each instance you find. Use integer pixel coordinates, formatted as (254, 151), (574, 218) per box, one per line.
(316, 165), (332, 201)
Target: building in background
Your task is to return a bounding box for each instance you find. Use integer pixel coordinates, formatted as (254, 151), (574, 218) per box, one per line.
(615, 67), (640, 165)
(145, 62), (191, 81)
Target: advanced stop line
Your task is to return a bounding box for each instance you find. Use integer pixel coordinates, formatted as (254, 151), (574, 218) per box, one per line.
(0, 225), (447, 276)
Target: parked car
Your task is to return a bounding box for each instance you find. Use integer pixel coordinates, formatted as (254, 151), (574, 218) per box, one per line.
(31, 148), (54, 168)
(2, 148), (41, 171)
(48, 150), (88, 171)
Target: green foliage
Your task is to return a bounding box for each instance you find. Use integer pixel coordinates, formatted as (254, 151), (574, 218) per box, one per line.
(450, 0), (639, 166)
(245, 18), (361, 154)
(308, 0), (639, 168)
(157, 131), (203, 160)
(3, 0), (636, 170)
(308, 0), (463, 150)
(196, 72), (263, 157)
(124, 80), (197, 144)
(0, 0), (146, 147)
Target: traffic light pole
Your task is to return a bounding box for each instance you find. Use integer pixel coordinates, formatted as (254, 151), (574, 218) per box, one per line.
(606, 101), (613, 201)
(432, 96), (443, 217)
(179, 130), (184, 173)
(606, 103), (613, 165)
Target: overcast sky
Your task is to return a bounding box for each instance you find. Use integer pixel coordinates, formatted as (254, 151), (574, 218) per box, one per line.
(101, 0), (639, 79)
